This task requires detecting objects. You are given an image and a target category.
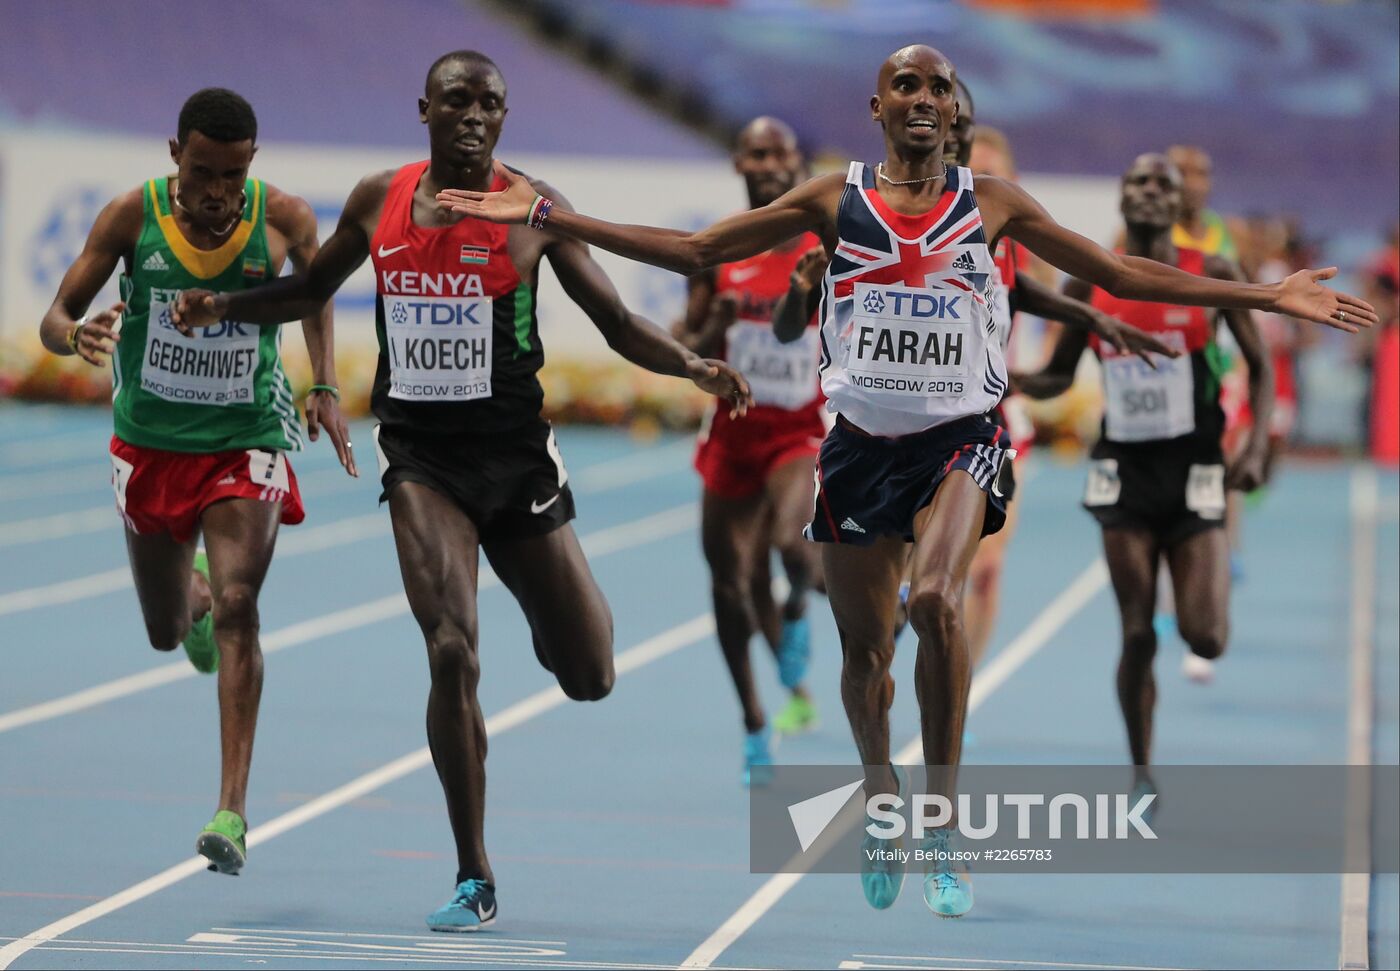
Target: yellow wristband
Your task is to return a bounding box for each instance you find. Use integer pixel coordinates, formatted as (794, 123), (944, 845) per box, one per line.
(67, 318), (87, 353)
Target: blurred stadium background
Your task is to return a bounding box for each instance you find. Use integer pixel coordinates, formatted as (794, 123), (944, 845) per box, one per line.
(1, 0), (1396, 454)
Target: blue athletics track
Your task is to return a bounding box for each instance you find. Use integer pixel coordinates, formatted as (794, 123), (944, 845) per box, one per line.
(0, 401), (1395, 971)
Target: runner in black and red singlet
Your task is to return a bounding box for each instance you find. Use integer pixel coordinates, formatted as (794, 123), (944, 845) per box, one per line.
(173, 50), (749, 932)
(440, 46), (1374, 920)
(677, 117), (826, 783)
(1012, 153), (1275, 807)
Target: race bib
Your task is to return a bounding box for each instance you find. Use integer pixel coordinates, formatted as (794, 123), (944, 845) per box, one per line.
(385, 294), (493, 402)
(1084, 458), (1122, 507)
(1185, 463), (1226, 519)
(846, 283), (971, 398)
(246, 449), (290, 493)
(725, 320), (820, 410)
(110, 452), (135, 512)
(1102, 331), (1194, 442)
(143, 293), (260, 406)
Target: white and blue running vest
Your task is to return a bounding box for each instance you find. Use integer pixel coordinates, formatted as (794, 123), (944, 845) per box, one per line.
(818, 162), (1007, 437)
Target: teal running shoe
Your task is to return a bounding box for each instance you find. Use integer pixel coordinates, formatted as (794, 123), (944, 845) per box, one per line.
(777, 616), (811, 689)
(743, 728), (774, 787)
(426, 879), (497, 932)
(195, 809), (247, 875)
(182, 550), (218, 674)
(1152, 612), (1177, 642)
(860, 765), (906, 909)
(921, 827), (973, 918)
(1130, 778), (1159, 826)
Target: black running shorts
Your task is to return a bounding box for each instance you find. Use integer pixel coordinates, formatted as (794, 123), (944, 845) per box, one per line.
(1083, 433), (1226, 547)
(372, 418), (576, 543)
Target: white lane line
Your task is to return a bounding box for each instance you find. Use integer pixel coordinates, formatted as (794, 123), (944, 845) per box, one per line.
(845, 953), (1192, 970)
(0, 435), (105, 469)
(1339, 464), (1377, 971)
(0, 507), (117, 548)
(572, 441), (692, 494)
(0, 504), (698, 735)
(0, 612), (715, 970)
(679, 558), (1110, 970)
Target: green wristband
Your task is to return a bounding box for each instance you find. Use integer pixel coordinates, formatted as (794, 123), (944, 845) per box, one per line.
(308, 384), (340, 401)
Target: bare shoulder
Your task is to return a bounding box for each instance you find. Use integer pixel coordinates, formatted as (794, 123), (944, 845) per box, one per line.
(262, 182), (318, 238)
(88, 185), (147, 249)
(972, 174), (1033, 208)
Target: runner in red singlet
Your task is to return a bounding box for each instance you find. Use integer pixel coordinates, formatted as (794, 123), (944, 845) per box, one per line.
(1013, 153), (1274, 805)
(173, 50), (749, 932)
(678, 118), (826, 782)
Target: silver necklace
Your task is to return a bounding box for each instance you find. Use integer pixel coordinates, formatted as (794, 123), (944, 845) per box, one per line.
(877, 161), (947, 186)
(172, 180), (246, 239)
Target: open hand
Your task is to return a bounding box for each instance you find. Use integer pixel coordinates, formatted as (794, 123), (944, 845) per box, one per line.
(1274, 268), (1378, 333)
(791, 245), (829, 292)
(436, 161), (537, 224)
(686, 357), (752, 419)
(305, 388), (358, 478)
(71, 301), (124, 367)
(1091, 312), (1179, 368)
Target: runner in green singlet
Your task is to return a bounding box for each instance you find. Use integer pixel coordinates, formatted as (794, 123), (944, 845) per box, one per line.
(38, 88), (355, 876)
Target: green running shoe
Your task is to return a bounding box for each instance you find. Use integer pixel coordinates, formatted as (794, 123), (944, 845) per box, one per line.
(771, 695), (818, 736)
(196, 810), (247, 875)
(182, 550), (218, 674)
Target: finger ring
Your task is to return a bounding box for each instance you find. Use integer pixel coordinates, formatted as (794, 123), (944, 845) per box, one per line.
(347, 442), (354, 448)
(1336, 310), (1348, 321)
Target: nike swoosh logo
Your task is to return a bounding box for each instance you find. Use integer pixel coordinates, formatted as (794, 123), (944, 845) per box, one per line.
(377, 244), (409, 258)
(729, 265), (762, 282)
(531, 494), (560, 515)
(478, 902), (495, 921)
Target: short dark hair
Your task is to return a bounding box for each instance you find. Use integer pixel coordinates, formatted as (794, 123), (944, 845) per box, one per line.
(177, 88), (257, 145)
(425, 50), (503, 96)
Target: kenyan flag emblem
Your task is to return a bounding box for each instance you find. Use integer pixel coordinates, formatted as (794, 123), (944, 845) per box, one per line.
(460, 245), (489, 265)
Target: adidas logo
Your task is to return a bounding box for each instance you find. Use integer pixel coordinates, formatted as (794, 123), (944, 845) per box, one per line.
(142, 251), (170, 272)
(840, 517), (866, 534)
(951, 251), (978, 272)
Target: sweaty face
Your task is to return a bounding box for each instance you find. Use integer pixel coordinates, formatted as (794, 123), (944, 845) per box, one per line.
(872, 48), (958, 161)
(1120, 158), (1183, 231)
(421, 62), (507, 168)
(733, 128), (804, 208)
(170, 131), (255, 227)
(1168, 148), (1211, 215)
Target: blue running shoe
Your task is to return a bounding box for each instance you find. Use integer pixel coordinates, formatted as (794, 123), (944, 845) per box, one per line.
(860, 765), (906, 909)
(743, 728), (774, 788)
(1230, 554), (1245, 584)
(777, 616), (811, 689)
(892, 582), (912, 644)
(921, 827), (973, 918)
(1152, 613), (1177, 641)
(427, 879), (497, 932)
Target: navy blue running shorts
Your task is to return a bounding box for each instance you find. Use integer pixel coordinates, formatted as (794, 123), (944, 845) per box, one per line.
(804, 413), (1015, 546)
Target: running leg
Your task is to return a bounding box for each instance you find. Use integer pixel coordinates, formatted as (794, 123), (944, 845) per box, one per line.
(698, 489), (771, 732)
(388, 482), (492, 886)
(1165, 527), (1230, 662)
(125, 528), (211, 651)
(1101, 526), (1163, 784)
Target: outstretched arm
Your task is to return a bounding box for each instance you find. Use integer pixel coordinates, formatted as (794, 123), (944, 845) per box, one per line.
(1014, 270), (1177, 365)
(981, 177), (1379, 332)
(539, 185), (751, 416)
(439, 161), (837, 275)
(39, 189), (143, 366)
(171, 171), (391, 330)
(1009, 277), (1093, 399)
(1207, 256), (1273, 491)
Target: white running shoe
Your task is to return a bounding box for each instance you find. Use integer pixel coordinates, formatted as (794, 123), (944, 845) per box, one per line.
(1181, 652), (1216, 685)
